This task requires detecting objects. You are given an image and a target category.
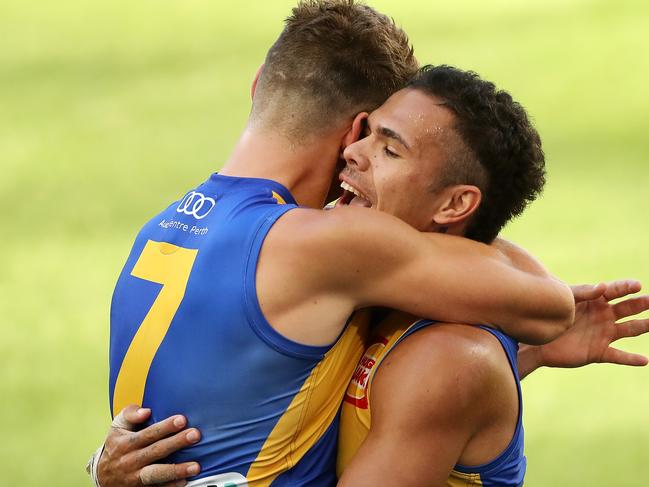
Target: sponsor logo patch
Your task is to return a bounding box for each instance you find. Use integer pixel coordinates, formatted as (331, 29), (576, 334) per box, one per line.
(176, 191), (216, 219)
(343, 336), (388, 409)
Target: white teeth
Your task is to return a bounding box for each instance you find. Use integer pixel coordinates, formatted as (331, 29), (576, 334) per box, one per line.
(340, 181), (365, 199)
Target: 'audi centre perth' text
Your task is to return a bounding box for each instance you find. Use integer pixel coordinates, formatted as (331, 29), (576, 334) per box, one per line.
(158, 219), (209, 236)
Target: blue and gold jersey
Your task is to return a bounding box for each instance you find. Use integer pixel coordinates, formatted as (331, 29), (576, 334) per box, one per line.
(109, 174), (369, 486)
(338, 313), (526, 486)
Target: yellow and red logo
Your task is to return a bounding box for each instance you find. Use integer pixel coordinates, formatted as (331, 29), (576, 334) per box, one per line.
(343, 336), (388, 409)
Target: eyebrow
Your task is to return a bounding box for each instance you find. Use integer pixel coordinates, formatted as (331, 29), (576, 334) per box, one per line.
(376, 125), (411, 151)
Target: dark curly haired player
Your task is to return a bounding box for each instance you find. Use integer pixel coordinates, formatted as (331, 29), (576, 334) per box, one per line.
(337, 65), (547, 486)
(336, 65), (649, 486)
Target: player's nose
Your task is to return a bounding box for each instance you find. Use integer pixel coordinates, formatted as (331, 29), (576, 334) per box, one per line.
(343, 139), (370, 172)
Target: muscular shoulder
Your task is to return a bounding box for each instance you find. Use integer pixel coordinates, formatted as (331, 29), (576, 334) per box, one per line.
(267, 206), (417, 253)
(371, 324), (513, 427)
(255, 207), (417, 340)
(263, 207), (421, 291)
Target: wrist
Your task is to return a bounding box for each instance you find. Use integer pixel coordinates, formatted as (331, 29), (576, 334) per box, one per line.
(518, 343), (546, 379)
(533, 344), (547, 369)
(86, 444), (105, 487)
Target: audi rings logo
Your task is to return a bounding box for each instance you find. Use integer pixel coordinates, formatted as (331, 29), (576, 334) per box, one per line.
(176, 191), (216, 219)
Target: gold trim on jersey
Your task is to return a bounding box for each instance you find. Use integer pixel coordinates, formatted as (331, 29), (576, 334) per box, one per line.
(447, 470), (484, 486)
(338, 314), (420, 476)
(271, 191), (286, 205)
(245, 311), (371, 486)
(338, 313), (491, 486)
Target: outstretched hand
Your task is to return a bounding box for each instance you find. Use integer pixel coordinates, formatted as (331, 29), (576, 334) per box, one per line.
(538, 280), (649, 368)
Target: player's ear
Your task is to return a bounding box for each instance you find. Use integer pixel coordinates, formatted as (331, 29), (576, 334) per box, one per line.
(250, 64), (265, 101)
(433, 185), (482, 225)
(341, 112), (369, 152)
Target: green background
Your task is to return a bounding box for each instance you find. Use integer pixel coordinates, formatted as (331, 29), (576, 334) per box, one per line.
(1, 0), (647, 485)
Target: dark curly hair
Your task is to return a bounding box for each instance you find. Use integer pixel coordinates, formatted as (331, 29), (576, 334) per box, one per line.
(407, 65), (546, 243)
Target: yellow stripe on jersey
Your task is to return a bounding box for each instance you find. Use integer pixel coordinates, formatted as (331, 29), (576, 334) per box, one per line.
(447, 470), (484, 486)
(271, 191), (286, 205)
(338, 312), (490, 487)
(112, 241), (198, 416)
(246, 311), (371, 486)
(337, 314), (418, 476)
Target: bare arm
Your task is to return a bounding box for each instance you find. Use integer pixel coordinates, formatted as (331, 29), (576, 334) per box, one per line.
(277, 208), (574, 345)
(491, 237), (552, 277)
(338, 325), (508, 486)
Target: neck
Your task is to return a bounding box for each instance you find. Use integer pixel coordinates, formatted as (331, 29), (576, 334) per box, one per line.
(220, 125), (344, 209)
(430, 222), (467, 238)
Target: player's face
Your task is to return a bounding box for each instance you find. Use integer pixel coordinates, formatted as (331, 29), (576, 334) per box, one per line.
(339, 88), (458, 231)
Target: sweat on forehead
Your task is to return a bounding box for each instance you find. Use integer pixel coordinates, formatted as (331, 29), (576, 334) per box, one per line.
(377, 89), (459, 152)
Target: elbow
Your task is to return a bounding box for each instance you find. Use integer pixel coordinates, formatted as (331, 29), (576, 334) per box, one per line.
(536, 311), (574, 346)
(526, 282), (575, 345)
(552, 282), (576, 338)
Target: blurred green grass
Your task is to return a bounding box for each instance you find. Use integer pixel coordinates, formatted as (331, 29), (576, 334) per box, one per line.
(1, 0), (647, 485)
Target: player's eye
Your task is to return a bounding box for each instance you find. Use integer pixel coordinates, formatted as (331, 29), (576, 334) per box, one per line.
(383, 146), (399, 158)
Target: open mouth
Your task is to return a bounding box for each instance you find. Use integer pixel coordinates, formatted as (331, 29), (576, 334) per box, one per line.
(336, 181), (372, 208)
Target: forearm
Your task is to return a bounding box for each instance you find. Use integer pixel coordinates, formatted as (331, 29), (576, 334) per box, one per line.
(505, 277), (575, 345)
(406, 234), (575, 344)
(490, 238), (576, 343)
(478, 238), (576, 343)
(324, 210), (575, 343)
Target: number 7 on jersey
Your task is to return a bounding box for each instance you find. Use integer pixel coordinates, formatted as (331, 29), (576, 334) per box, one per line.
(112, 240), (198, 416)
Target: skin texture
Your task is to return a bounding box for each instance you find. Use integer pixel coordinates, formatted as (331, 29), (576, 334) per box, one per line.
(257, 205), (572, 347)
(97, 406), (201, 486)
(338, 323), (520, 487)
(339, 89), (479, 234)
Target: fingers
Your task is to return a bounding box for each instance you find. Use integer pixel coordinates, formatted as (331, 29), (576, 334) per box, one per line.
(135, 429), (201, 465)
(139, 462), (200, 485)
(112, 405), (152, 430)
(571, 283), (606, 303)
(612, 295), (649, 320)
(129, 415), (189, 450)
(601, 346), (649, 367)
(99, 412), (200, 487)
(603, 280), (642, 301)
(615, 319), (649, 340)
